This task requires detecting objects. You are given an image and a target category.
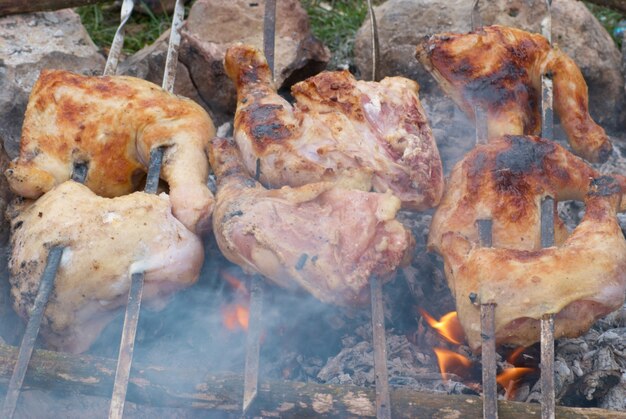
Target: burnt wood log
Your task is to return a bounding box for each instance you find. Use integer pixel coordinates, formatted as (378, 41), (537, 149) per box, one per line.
(0, 0), (107, 17)
(0, 343), (623, 417)
(586, 0), (626, 13)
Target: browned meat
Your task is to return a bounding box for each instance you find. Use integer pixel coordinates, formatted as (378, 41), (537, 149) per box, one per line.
(209, 137), (413, 306)
(5, 69), (215, 233)
(416, 25), (612, 163)
(428, 135), (626, 350)
(224, 44), (444, 210)
(8, 181), (204, 354)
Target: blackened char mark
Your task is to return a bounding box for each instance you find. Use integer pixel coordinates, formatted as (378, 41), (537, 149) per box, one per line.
(463, 60), (531, 109)
(495, 136), (555, 175)
(243, 103), (292, 153)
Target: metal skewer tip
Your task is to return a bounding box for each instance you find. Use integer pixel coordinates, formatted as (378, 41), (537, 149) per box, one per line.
(242, 277), (264, 415)
(263, 0), (277, 79)
(103, 0), (135, 76)
(370, 276), (391, 419)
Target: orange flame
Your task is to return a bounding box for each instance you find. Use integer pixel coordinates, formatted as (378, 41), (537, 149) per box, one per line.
(222, 303), (250, 331)
(433, 347), (472, 380)
(496, 367), (534, 399)
(420, 309), (465, 345)
(507, 346), (527, 364)
(222, 271), (250, 297)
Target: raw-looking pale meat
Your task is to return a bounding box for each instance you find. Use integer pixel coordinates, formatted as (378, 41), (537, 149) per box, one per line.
(416, 25), (612, 163)
(428, 135), (626, 350)
(224, 44), (444, 210)
(209, 137), (413, 306)
(5, 69), (215, 233)
(8, 181), (204, 353)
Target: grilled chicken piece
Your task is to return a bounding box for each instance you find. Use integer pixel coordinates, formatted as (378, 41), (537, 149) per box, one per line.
(209, 137), (413, 306)
(224, 44), (444, 210)
(428, 135), (626, 349)
(8, 182), (204, 353)
(416, 25), (612, 163)
(5, 69), (215, 234)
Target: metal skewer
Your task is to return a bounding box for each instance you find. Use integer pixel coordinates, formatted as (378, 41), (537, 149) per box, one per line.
(365, 1), (391, 418)
(103, 0), (135, 76)
(108, 0), (183, 414)
(241, 1), (275, 414)
(370, 276), (391, 419)
(476, 219), (497, 419)
(540, 2), (556, 418)
(242, 277), (264, 415)
(1, 165), (88, 419)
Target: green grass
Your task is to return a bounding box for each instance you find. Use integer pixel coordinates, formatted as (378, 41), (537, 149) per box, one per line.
(76, 1), (186, 55)
(77, 1), (626, 62)
(583, 1), (626, 48)
(300, 0), (371, 69)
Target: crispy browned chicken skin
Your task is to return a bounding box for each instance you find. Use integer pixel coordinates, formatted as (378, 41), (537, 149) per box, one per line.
(416, 25), (612, 163)
(5, 69), (215, 233)
(224, 44), (444, 210)
(8, 182), (204, 353)
(209, 137), (413, 306)
(428, 135), (626, 350)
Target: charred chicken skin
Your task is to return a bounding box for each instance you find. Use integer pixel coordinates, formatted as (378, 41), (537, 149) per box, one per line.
(8, 181), (204, 353)
(5, 69), (215, 234)
(416, 25), (612, 163)
(224, 44), (444, 210)
(209, 137), (413, 306)
(428, 135), (626, 350)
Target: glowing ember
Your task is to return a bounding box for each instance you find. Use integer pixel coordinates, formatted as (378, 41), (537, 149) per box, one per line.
(420, 309), (465, 345)
(433, 347), (472, 380)
(222, 303), (250, 331)
(496, 367), (534, 399)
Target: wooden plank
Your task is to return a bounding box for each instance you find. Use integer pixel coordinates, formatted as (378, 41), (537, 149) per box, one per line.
(0, 342), (622, 418)
(0, 0), (108, 17)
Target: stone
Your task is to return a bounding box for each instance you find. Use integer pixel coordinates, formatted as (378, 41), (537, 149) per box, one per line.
(179, 0), (330, 125)
(0, 10), (105, 158)
(354, 0), (624, 130)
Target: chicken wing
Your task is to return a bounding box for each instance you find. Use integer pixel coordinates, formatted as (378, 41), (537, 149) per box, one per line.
(224, 44), (444, 210)
(8, 181), (204, 353)
(416, 25), (612, 163)
(5, 69), (215, 233)
(209, 137), (413, 306)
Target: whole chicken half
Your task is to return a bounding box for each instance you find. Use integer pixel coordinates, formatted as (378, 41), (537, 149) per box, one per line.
(8, 182), (204, 353)
(5, 69), (215, 234)
(428, 135), (626, 350)
(224, 44), (444, 210)
(416, 25), (612, 163)
(209, 137), (413, 306)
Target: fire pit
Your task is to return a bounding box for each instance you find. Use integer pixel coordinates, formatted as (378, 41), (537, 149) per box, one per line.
(0, 0), (625, 418)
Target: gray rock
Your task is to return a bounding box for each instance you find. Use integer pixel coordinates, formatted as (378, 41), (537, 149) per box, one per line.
(355, 0), (624, 129)
(179, 0), (330, 125)
(0, 10), (105, 158)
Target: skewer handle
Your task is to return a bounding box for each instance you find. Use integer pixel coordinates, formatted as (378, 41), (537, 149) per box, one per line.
(103, 0), (135, 76)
